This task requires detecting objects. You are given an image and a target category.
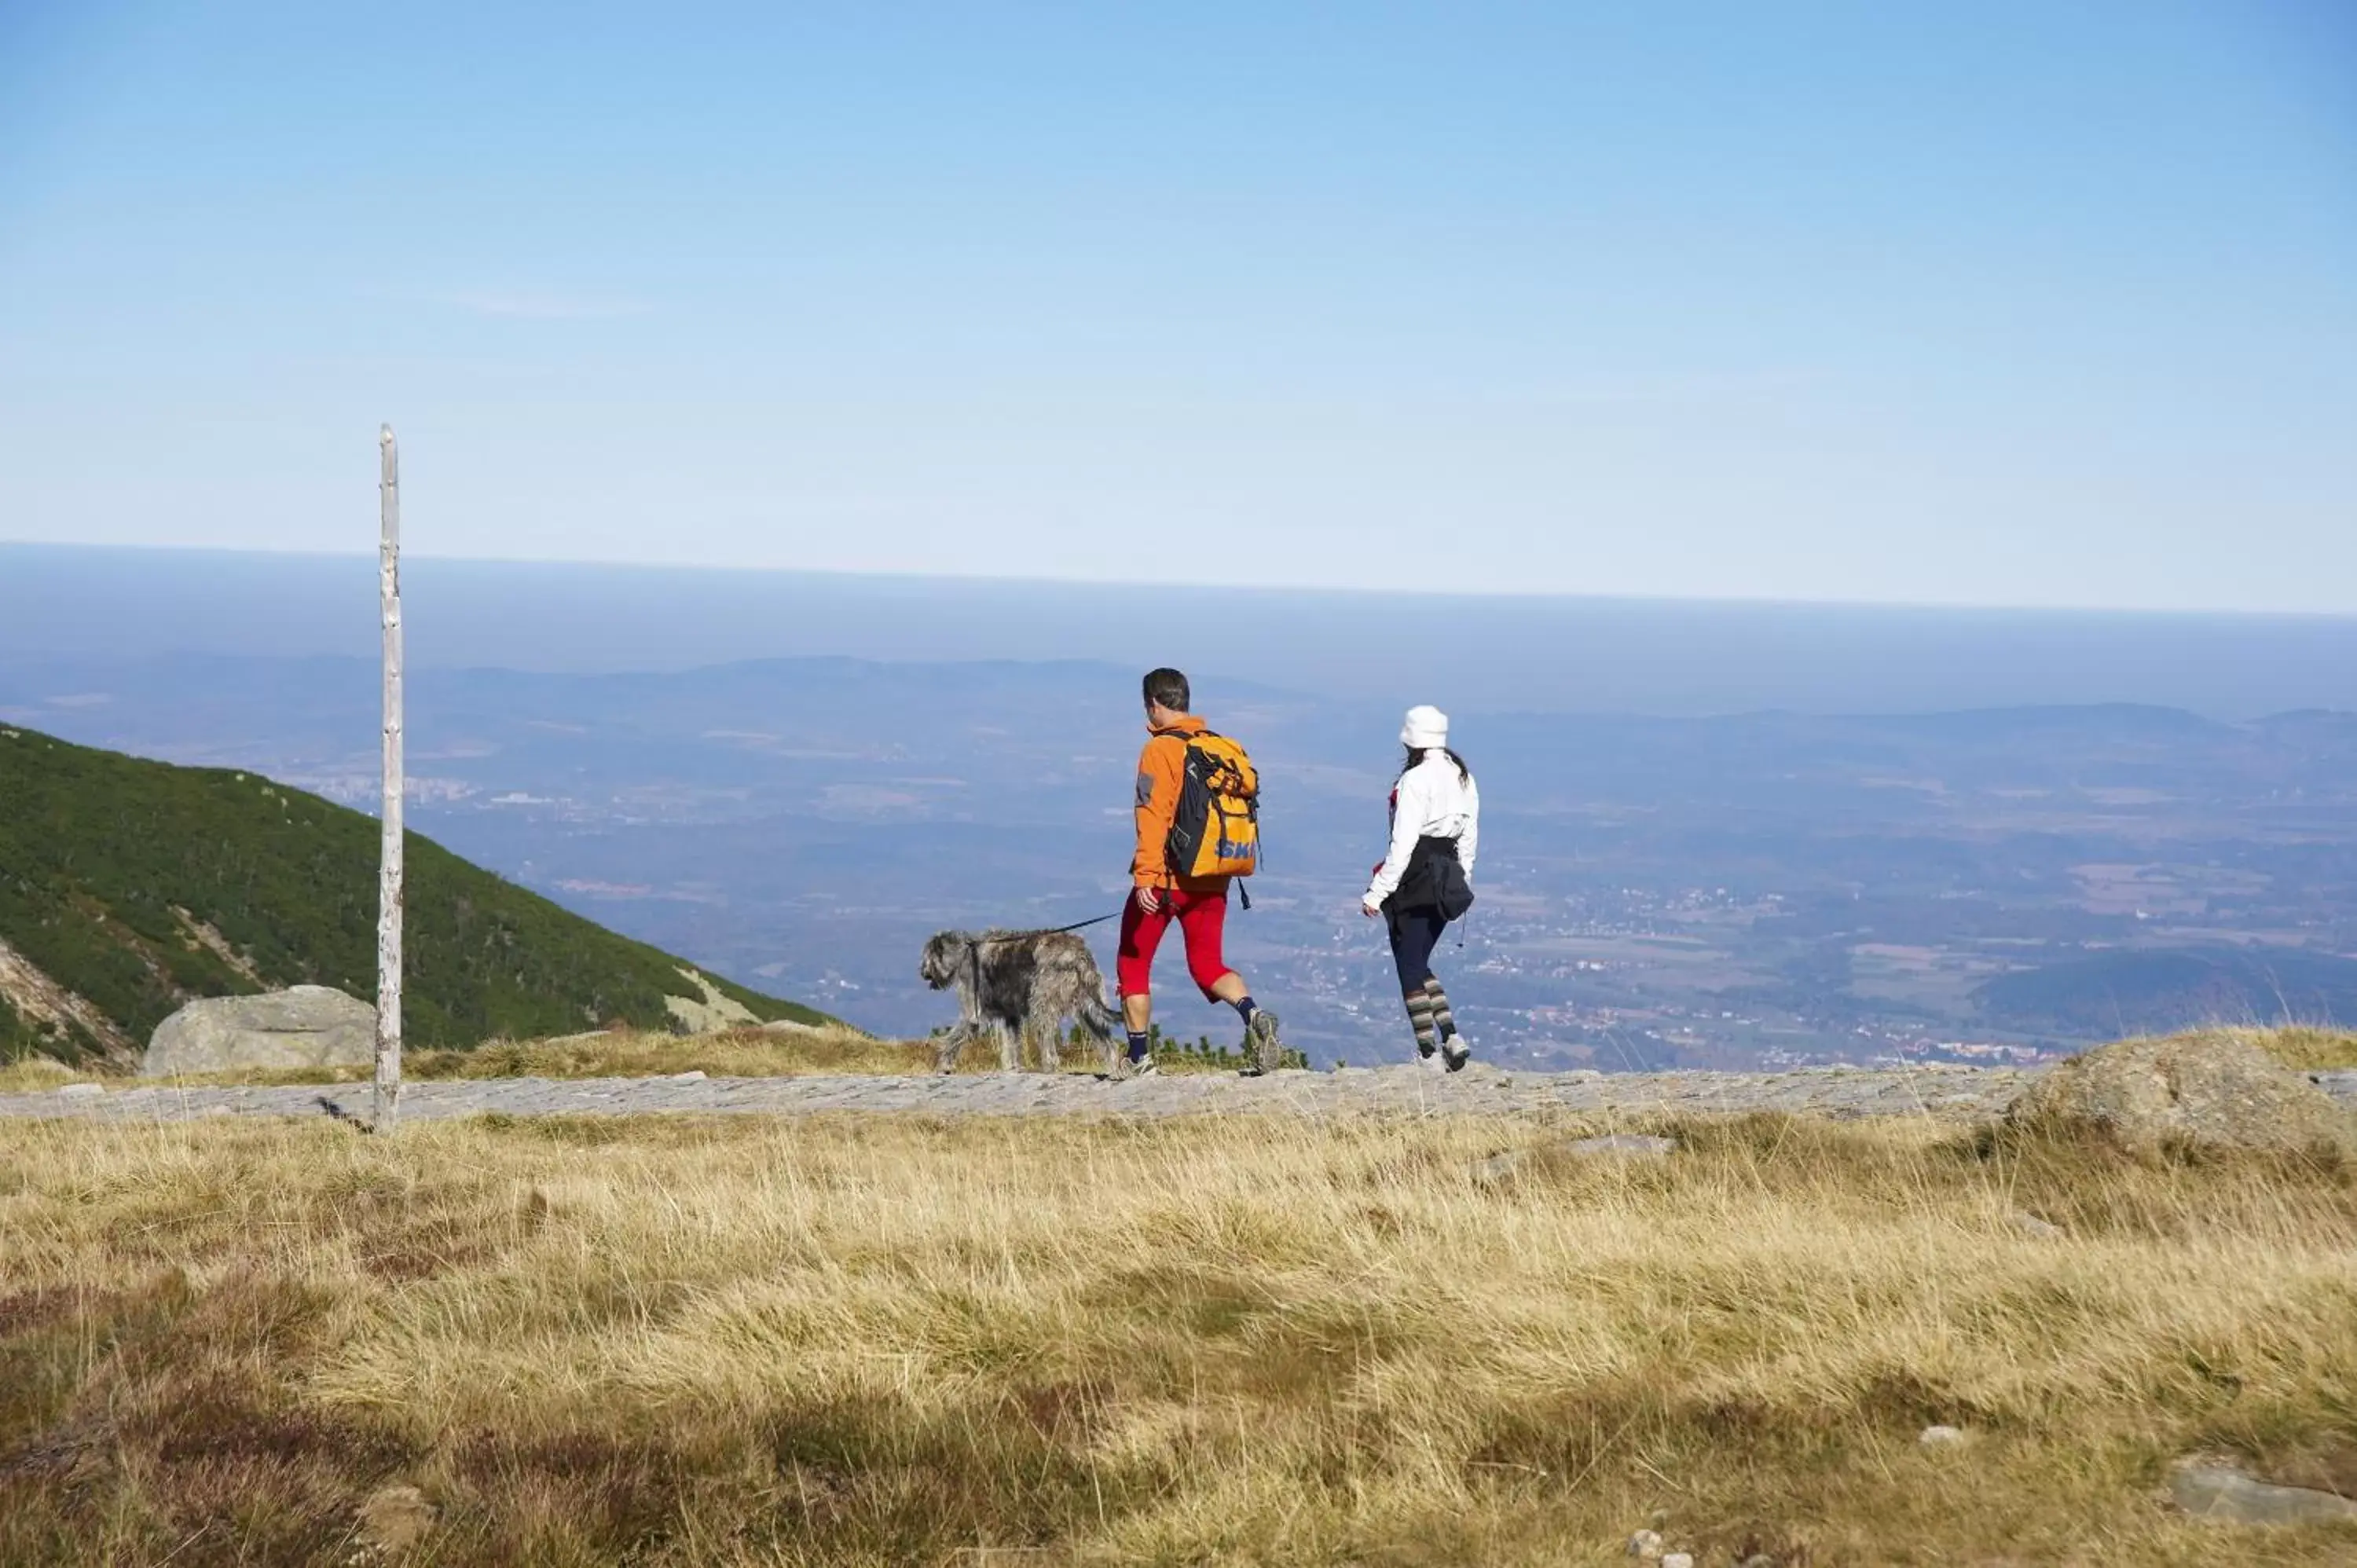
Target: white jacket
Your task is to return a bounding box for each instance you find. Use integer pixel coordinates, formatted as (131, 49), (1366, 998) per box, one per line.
(1363, 753), (1480, 912)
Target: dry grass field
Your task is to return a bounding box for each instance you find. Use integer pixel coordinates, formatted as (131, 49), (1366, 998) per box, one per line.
(4, 1090), (2355, 1566)
(398, 1025), (1274, 1082)
(2240, 1024), (2357, 1071)
(0, 1024), (1267, 1094)
(4, 1021), (2340, 1097)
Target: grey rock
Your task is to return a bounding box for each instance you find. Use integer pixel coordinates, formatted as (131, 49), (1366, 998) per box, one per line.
(56, 1082), (103, 1097)
(2169, 1458), (2357, 1526)
(2008, 1032), (2355, 1152)
(2008, 1211), (2062, 1239)
(0, 1062), (2040, 1125)
(1661, 1554), (1694, 1568)
(356, 1482), (438, 1552)
(1567, 1134), (1676, 1159)
(1919, 1424), (1969, 1448)
(1626, 1529), (1664, 1560)
(143, 986), (376, 1078)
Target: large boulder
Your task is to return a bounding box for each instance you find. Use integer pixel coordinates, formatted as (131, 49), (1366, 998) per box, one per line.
(143, 985), (376, 1077)
(2009, 1031), (2355, 1152)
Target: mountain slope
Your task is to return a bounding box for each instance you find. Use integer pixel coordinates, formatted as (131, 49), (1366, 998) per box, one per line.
(0, 726), (827, 1065)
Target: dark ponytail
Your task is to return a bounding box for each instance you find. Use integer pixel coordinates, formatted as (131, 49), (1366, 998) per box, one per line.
(1400, 745), (1473, 783)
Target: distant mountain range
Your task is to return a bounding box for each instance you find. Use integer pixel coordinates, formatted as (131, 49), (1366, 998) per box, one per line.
(0, 726), (827, 1067)
(5, 649), (2354, 1064)
(9, 543), (2357, 716)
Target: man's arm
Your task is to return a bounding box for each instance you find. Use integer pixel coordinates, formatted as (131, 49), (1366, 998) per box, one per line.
(1131, 736), (1181, 889)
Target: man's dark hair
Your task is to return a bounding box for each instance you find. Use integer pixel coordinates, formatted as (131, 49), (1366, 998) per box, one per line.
(1142, 667), (1190, 713)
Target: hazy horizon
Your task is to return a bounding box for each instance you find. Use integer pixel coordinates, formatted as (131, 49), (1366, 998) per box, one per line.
(27, 537), (2357, 622)
(9, 542), (2357, 720)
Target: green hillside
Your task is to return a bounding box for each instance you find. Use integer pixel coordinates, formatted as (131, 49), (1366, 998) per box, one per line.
(0, 726), (827, 1066)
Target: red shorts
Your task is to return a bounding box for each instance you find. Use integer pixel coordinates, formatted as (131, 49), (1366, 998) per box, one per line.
(1116, 883), (1233, 1000)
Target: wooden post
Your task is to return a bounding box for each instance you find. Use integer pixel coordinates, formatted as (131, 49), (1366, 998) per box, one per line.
(374, 424), (404, 1132)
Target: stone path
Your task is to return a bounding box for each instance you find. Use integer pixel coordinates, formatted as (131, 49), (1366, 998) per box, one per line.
(6, 1065), (2352, 1127)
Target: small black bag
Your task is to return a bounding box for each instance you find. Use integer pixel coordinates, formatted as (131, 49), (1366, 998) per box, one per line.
(1432, 852), (1475, 921)
(1391, 835), (1475, 921)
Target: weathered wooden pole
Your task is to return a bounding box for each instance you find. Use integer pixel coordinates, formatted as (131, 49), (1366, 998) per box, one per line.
(374, 424), (404, 1132)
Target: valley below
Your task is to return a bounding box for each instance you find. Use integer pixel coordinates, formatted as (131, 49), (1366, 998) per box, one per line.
(6, 651), (2355, 1069)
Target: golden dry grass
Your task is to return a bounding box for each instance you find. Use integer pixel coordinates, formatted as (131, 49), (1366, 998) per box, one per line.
(401, 1025), (1264, 1082)
(2235, 1026), (2357, 1072)
(0, 1023), (1259, 1092)
(412, 1024), (944, 1080)
(7, 1025), (2345, 1097)
(0, 1055), (82, 1093)
(0, 1024), (931, 1091)
(4, 1108), (2355, 1566)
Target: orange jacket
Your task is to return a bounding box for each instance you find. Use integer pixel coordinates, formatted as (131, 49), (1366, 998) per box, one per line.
(1131, 716), (1224, 889)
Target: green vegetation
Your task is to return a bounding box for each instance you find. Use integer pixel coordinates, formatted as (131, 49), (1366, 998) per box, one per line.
(0, 727), (827, 1065)
(1135, 1019), (1309, 1072)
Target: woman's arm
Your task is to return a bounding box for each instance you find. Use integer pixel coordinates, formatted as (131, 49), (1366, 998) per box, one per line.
(1458, 775), (1479, 882)
(1363, 768), (1428, 911)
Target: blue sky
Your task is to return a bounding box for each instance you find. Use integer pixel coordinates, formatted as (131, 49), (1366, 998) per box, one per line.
(2, 2), (2352, 610)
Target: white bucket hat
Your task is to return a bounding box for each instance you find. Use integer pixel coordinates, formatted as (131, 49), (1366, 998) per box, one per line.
(1399, 705), (1449, 749)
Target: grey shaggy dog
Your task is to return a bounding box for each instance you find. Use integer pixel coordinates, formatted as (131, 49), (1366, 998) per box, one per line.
(919, 928), (1124, 1075)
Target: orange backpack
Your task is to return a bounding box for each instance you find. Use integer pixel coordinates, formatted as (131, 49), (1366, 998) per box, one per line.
(1160, 727), (1261, 885)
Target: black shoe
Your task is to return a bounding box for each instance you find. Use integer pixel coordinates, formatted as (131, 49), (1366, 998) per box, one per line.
(1441, 1039), (1471, 1073)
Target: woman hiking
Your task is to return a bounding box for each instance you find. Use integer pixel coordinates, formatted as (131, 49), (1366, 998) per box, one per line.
(1362, 705), (1481, 1072)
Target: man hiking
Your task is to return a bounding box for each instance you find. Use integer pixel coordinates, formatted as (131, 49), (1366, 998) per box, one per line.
(1116, 667), (1284, 1076)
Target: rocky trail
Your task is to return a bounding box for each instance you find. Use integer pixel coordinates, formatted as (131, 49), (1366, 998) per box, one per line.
(6, 1062), (2355, 1125)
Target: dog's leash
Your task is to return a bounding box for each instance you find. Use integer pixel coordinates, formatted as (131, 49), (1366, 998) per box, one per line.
(1045, 912), (1120, 934)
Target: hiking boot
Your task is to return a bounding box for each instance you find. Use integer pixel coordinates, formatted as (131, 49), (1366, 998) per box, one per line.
(1440, 1037), (1472, 1074)
(1115, 1054), (1159, 1081)
(1245, 1009), (1285, 1074)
